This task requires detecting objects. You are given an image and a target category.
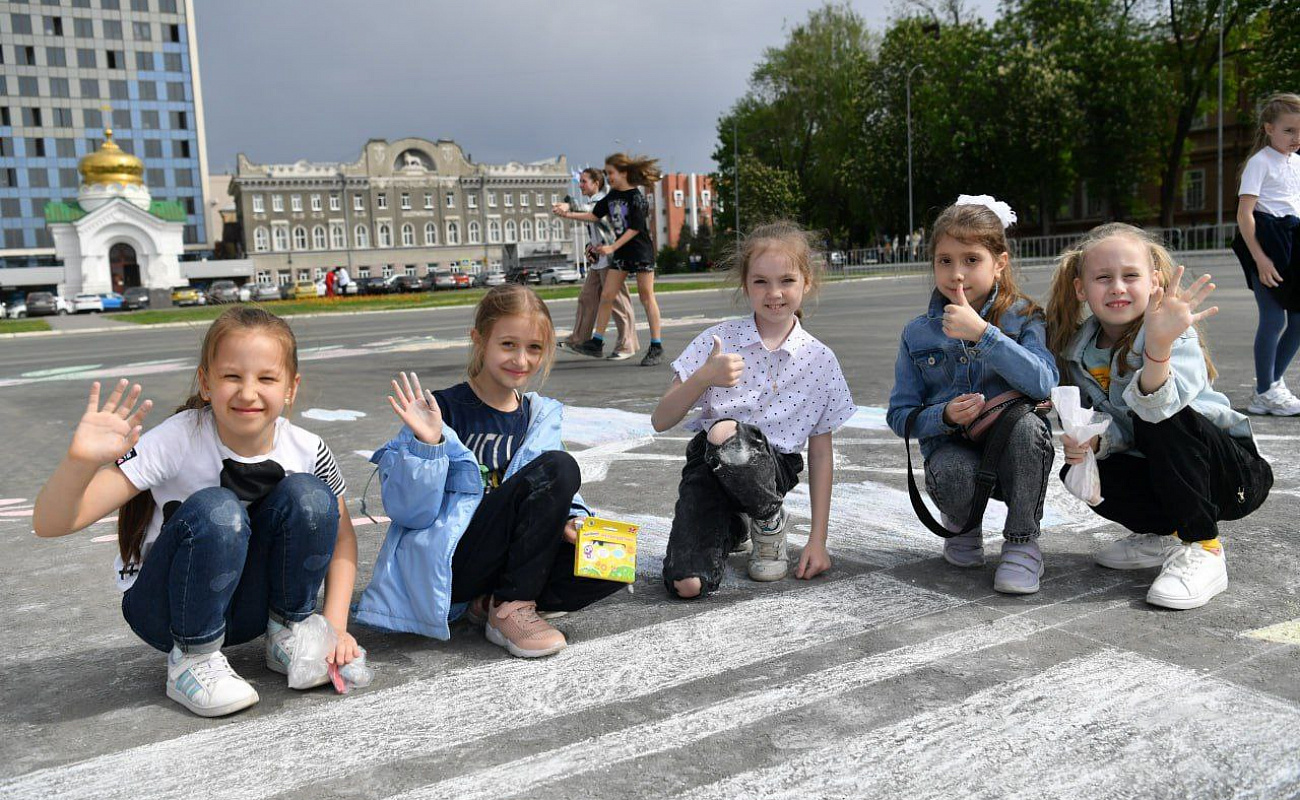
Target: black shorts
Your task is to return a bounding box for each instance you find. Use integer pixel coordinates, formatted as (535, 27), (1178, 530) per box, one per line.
(610, 262), (654, 275)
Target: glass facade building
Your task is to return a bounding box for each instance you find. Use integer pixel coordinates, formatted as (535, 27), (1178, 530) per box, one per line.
(0, 0), (207, 265)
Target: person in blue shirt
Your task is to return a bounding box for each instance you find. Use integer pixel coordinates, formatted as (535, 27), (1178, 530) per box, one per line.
(887, 196), (1058, 594)
(354, 284), (621, 658)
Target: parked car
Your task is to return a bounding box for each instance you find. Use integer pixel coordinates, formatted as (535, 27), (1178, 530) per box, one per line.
(291, 279), (317, 300)
(355, 276), (391, 295)
(99, 292), (124, 311)
(5, 299), (26, 318)
(475, 270), (507, 288)
(171, 286), (202, 306)
(429, 270), (457, 291)
(207, 280), (241, 304)
(536, 266), (581, 285)
(453, 273), (473, 289)
(391, 274), (424, 293)
(26, 292), (72, 316)
(122, 287), (150, 310)
(251, 283), (281, 302)
(73, 293), (105, 313)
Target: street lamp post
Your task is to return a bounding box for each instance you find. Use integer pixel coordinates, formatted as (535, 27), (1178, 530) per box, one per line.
(1216, 1), (1224, 239)
(906, 64), (925, 248)
(733, 116), (740, 248)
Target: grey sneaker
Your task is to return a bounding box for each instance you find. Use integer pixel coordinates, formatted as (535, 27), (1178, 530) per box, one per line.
(639, 343), (664, 367)
(747, 508), (789, 582)
(994, 540), (1043, 594)
(942, 527), (985, 568)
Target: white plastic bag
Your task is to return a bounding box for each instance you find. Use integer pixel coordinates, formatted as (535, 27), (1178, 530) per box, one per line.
(1051, 386), (1111, 507)
(287, 614), (335, 689)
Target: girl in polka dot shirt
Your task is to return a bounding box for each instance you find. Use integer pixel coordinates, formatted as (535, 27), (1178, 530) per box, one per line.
(651, 221), (855, 599)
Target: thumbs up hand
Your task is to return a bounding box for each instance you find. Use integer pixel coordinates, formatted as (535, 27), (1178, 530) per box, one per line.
(942, 279), (990, 343)
(701, 335), (745, 388)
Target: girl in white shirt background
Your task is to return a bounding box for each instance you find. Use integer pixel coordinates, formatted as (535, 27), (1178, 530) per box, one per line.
(1236, 93), (1300, 415)
(651, 221), (856, 599)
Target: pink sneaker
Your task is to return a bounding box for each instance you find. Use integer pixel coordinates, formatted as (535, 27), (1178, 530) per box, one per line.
(485, 599), (567, 658)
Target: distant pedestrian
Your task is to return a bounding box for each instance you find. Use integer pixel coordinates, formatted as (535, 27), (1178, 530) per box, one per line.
(1234, 93), (1300, 415)
(336, 266), (351, 296)
(560, 167), (638, 360)
(553, 153), (665, 366)
(325, 268), (336, 299)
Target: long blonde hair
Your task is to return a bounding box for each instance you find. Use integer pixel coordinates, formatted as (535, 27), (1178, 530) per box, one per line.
(467, 283), (556, 383)
(116, 307), (298, 565)
(929, 202), (1041, 331)
(605, 153), (662, 187)
(725, 220), (823, 320)
(1046, 222), (1217, 381)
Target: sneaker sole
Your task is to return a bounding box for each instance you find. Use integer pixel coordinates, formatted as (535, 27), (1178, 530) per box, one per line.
(538, 610), (568, 620)
(747, 563), (789, 582)
(942, 550), (986, 568)
(1095, 553), (1174, 570)
(485, 622), (567, 658)
(606, 352), (633, 360)
(1146, 573), (1228, 610)
(1246, 403), (1300, 416)
(993, 564), (1044, 594)
(166, 683), (260, 718)
(265, 655), (332, 689)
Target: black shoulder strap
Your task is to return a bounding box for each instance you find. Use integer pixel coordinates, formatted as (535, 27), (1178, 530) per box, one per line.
(903, 400), (1034, 539)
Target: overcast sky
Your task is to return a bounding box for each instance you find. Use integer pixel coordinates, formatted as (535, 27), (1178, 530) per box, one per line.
(194, 0), (997, 176)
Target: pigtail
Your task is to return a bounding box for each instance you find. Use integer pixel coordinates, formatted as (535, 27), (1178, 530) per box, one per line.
(1045, 247), (1087, 381)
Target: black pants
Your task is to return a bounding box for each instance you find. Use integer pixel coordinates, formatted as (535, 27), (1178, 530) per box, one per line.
(450, 451), (622, 612)
(1061, 407), (1272, 542)
(663, 423), (803, 596)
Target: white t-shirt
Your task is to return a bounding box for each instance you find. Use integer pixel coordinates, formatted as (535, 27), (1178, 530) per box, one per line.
(336, 268), (351, 287)
(671, 316), (856, 454)
(113, 409), (346, 592)
(1239, 147), (1300, 218)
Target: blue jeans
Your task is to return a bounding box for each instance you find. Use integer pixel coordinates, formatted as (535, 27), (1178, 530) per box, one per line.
(121, 473), (339, 654)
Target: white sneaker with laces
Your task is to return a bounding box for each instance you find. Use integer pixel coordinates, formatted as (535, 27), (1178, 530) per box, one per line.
(747, 508), (789, 582)
(1247, 382), (1300, 416)
(1095, 532), (1183, 570)
(166, 647), (259, 717)
(1146, 543), (1228, 610)
(265, 617), (330, 689)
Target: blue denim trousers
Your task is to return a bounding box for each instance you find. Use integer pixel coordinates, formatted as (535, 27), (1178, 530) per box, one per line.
(121, 473), (339, 654)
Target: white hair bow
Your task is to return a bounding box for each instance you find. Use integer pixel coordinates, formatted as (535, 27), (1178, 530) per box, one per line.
(955, 194), (1017, 229)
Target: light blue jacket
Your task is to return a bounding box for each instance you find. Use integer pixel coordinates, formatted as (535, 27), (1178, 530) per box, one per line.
(352, 393), (589, 639)
(1063, 316), (1253, 459)
(887, 288), (1058, 459)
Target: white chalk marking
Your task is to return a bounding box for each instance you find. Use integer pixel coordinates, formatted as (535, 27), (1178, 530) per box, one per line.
(0, 498), (30, 506)
(349, 515), (390, 528)
(391, 584), (1131, 800)
(90, 534), (116, 543)
(1244, 618), (1300, 646)
(0, 508), (32, 517)
(562, 406), (656, 446)
(570, 437), (671, 483)
(352, 449), (375, 459)
(300, 408), (367, 422)
(680, 649), (1300, 800)
(0, 576), (961, 800)
(20, 364), (103, 378)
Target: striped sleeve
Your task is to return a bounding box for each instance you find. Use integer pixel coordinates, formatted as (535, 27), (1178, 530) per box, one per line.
(314, 439), (347, 497)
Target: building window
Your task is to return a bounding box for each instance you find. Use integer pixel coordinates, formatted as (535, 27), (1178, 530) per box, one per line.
(255, 270), (271, 284)
(405, 265), (417, 277)
(312, 225), (326, 250)
(701, 190), (711, 207)
(520, 219), (533, 242)
(467, 194), (478, 209)
(376, 193), (388, 209)
(1183, 169), (1205, 211)
(329, 193), (341, 211)
(354, 224), (370, 248)
(468, 220), (481, 244)
(551, 193), (559, 205)
(330, 223), (345, 249)
(535, 193), (544, 207)
(132, 20), (150, 40)
(140, 82), (158, 102)
(292, 226), (308, 250)
(253, 226), (269, 252)
(401, 223), (415, 247)
(504, 219), (517, 242)
(673, 190), (684, 207)
(488, 218), (501, 243)
(377, 223), (393, 248)
(290, 194), (302, 212)
(47, 48), (67, 67)
(520, 193), (529, 207)
(353, 194), (364, 212)
(424, 222), (437, 246)
(272, 226), (289, 251)
(504, 193), (514, 207)
(45, 15), (65, 36)
(10, 14), (32, 35)
(400, 192), (411, 210)
(357, 267), (370, 278)
(423, 192), (433, 209)
(381, 264), (393, 279)
(164, 52), (182, 71)
(272, 195), (284, 212)
(278, 272), (292, 287)
(310, 194), (322, 212)
(552, 219), (564, 240)
(487, 191), (497, 208)
(536, 219), (548, 241)
(170, 110), (188, 130)
(446, 221), (460, 245)
(252, 195), (264, 213)
(445, 192), (456, 208)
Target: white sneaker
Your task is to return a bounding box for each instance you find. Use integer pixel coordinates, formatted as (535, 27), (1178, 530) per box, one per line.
(747, 508), (789, 582)
(1146, 543), (1228, 610)
(1095, 532), (1183, 569)
(265, 618), (330, 689)
(1247, 382), (1300, 416)
(166, 647), (259, 717)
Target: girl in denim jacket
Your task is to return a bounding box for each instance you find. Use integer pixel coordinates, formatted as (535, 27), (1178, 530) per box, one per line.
(1047, 223), (1272, 610)
(887, 197), (1058, 594)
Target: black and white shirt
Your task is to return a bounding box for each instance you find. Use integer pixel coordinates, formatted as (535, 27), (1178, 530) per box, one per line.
(114, 408), (345, 591)
(591, 187), (653, 266)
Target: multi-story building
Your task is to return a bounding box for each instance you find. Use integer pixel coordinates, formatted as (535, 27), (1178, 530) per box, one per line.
(230, 137), (576, 286)
(0, 0), (210, 270)
(648, 172), (714, 251)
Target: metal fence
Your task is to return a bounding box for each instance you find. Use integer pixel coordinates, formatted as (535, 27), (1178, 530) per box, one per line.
(824, 223), (1238, 276)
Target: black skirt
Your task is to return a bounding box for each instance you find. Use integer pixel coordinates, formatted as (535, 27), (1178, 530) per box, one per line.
(1234, 209), (1300, 311)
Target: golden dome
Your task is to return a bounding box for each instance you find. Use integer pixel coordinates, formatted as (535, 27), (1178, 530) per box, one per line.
(79, 128), (144, 186)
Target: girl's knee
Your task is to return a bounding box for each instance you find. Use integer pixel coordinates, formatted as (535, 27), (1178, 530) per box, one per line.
(177, 487), (245, 532)
(275, 473), (338, 522)
(535, 450), (581, 494)
(707, 420), (739, 446)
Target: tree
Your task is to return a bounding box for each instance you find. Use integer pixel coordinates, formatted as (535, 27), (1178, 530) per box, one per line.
(712, 155), (806, 236)
(693, 221), (715, 269)
(677, 221), (695, 257)
(1244, 0), (1300, 101)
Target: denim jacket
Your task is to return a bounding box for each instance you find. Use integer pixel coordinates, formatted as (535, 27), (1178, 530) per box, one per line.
(1063, 316), (1253, 459)
(887, 288), (1058, 459)
(352, 393), (590, 639)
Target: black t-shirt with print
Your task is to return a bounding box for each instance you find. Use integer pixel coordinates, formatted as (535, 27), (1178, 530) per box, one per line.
(591, 187), (653, 266)
(434, 382), (530, 493)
